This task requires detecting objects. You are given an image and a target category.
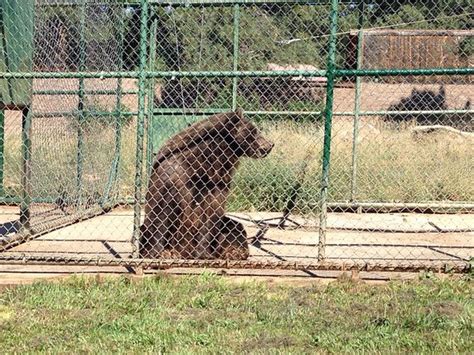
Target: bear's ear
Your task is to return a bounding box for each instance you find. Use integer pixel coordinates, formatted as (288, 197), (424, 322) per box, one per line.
(235, 107), (244, 119)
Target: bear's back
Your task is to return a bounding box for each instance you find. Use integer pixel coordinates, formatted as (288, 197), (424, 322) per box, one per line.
(153, 111), (241, 168)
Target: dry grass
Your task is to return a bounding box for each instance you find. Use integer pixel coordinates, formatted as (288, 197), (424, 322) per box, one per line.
(331, 117), (473, 202)
(230, 118), (473, 212)
(2, 114), (472, 212)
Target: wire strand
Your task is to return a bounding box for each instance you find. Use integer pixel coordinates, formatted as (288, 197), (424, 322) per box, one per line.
(276, 11), (474, 45)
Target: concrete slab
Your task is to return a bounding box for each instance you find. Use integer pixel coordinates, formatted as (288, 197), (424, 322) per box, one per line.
(426, 214), (474, 231)
(0, 206), (19, 224)
(230, 211), (474, 232)
(0, 208), (472, 285)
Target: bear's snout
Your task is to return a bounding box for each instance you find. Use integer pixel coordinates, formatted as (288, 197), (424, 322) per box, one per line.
(250, 135), (274, 158)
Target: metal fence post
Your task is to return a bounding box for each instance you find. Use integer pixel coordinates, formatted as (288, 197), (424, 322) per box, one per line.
(318, 0), (339, 261)
(0, 109), (4, 195)
(232, 4), (240, 110)
(76, 0), (87, 208)
(146, 13), (158, 176)
(102, 4), (126, 209)
(132, 0), (150, 258)
(20, 106), (31, 233)
(350, 0), (365, 202)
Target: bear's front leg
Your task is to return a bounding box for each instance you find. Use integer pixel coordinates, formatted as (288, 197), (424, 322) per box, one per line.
(188, 204), (216, 259)
(192, 197), (225, 260)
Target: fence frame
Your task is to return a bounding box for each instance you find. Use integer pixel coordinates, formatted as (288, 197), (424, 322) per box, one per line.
(0, 0), (473, 272)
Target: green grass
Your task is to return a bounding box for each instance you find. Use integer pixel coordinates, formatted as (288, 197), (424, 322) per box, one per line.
(0, 274), (472, 353)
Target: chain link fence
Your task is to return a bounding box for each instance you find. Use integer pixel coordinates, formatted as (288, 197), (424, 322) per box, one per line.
(0, 0), (472, 272)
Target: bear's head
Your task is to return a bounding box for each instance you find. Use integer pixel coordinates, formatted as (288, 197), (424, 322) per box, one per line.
(227, 108), (274, 159)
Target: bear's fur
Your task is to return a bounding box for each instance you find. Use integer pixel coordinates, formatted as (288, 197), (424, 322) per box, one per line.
(139, 109), (274, 260)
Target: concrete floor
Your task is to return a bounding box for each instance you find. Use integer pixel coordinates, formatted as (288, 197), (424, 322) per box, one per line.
(0, 207), (473, 284)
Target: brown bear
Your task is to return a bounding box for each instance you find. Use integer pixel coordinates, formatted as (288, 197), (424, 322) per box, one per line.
(139, 109), (274, 260)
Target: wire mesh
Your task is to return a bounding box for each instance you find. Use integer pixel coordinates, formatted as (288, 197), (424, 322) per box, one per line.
(0, 0), (472, 273)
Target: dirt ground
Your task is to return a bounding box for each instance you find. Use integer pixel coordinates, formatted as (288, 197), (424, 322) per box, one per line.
(0, 206), (472, 285)
(3, 81), (473, 133)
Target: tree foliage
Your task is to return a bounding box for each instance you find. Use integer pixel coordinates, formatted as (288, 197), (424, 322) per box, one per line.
(138, 1), (473, 72)
(35, 1), (472, 71)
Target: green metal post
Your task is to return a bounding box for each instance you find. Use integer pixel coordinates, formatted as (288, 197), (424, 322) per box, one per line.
(146, 14), (158, 176)
(232, 4), (240, 110)
(318, 0), (339, 261)
(350, 0), (365, 202)
(20, 106), (31, 233)
(102, 4), (126, 208)
(0, 109), (4, 195)
(76, 0), (87, 207)
(0, 0), (35, 107)
(132, 0), (150, 257)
